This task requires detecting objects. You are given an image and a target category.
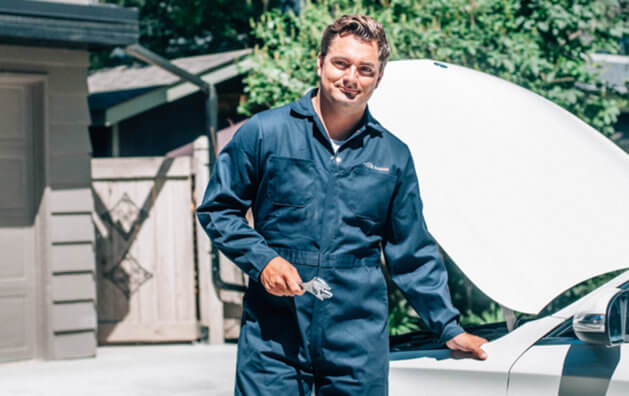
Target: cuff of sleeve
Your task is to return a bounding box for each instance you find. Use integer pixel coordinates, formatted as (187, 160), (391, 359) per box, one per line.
(439, 321), (465, 345)
(245, 247), (279, 282)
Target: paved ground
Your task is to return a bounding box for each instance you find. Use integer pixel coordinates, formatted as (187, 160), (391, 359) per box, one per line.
(0, 344), (238, 396)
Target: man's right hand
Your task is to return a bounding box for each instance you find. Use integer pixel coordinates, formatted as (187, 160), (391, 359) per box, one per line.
(260, 256), (305, 297)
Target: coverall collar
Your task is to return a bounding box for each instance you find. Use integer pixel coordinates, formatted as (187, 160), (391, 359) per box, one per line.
(289, 88), (387, 137)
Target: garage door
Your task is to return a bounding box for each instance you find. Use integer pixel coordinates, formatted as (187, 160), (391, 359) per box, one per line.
(0, 80), (37, 363)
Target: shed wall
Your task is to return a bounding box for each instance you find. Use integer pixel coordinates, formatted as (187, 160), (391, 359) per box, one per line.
(0, 44), (96, 360)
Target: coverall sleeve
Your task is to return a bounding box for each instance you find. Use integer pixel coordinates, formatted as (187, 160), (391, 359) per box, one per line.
(383, 151), (465, 344)
(196, 116), (279, 281)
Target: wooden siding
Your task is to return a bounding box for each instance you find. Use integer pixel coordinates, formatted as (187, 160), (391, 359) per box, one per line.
(51, 243), (95, 273)
(49, 94), (90, 124)
(0, 45), (88, 67)
(49, 153), (92, 188)
(52, 273), (96, 302)
(50, 213), (94, 243)
(47, 66), (88, 94)
(52, 302), (96, 332)
(52, 331), (96, 360)
(49, 187), (92, 213)
(49, 124), (92, 156)
(0, 45), (97, 361)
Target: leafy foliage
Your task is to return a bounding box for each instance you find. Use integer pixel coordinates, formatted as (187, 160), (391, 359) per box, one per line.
(242, 0), (628, 335)
(389, 253), (626, 335)
(461, 303), (505, 326)
(388, 289), (423, 335)
(92, 0), (284, 69)
(388, 251), (505, 335)
(241, 0), (628, 135)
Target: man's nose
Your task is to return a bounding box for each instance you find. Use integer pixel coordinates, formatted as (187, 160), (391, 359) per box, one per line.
(343, 66), (358, 85)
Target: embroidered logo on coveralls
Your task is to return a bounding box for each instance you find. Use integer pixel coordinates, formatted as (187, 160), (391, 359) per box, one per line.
(363, 161), (390, 173)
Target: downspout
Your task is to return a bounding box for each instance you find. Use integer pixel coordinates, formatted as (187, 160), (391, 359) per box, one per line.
(125, 44), (247, 293)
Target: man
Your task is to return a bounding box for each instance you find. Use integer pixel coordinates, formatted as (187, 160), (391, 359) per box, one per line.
(197, 14), (487, 396)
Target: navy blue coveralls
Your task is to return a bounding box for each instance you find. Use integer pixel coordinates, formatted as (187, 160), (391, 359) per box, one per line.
(196, 90), (463, 395)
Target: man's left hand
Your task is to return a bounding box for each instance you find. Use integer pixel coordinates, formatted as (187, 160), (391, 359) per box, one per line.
(445, 332), (488, 360)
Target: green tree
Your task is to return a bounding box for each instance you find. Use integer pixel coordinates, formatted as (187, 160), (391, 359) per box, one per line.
(91, 0), (283, 69)
(240, 0), (628, 136)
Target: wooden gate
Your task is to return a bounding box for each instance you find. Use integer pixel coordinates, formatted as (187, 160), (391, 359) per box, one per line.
(92, 154), (203, 343)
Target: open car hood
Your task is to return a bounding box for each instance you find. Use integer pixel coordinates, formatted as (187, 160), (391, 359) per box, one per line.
(369, 60), (629, 314)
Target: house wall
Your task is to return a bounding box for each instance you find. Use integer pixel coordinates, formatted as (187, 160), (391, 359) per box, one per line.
(0, 44), (97, 360)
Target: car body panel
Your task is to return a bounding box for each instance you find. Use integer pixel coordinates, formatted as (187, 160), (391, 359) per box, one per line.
(389, 270), (629, 395)
(507, 345), (568, 396)
(606, 347), (629, 396)
(508, 343), (629, 396)
(369, 59), (629, 314)
(390, 316), (564, 395)
(389, 366), (507, 396)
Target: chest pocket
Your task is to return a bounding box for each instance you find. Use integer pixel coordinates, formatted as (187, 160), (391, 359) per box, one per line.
(265, 156), (316, 207)
(340, 164), (396, 222)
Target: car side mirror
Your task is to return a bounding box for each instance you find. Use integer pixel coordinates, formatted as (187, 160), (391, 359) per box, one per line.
(573, 288), (628, 346)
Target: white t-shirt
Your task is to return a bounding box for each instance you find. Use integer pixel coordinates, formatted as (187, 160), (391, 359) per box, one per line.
(330, 138), (344, 153)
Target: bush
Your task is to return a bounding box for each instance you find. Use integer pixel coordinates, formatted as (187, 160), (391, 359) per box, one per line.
(240, 0), (628, 135)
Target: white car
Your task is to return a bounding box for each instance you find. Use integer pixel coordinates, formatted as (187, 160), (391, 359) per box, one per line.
(369, 60), (629, 395)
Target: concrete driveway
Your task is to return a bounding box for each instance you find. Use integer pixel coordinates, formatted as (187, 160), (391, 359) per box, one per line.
(0, 344), (237, 396)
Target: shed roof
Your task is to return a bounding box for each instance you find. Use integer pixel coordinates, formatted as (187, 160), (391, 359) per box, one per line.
(88, 49), (251, 94)
(88, 49), (252, 127)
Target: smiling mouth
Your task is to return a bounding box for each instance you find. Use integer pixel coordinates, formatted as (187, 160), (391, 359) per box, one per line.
(339, 87), (359, 98)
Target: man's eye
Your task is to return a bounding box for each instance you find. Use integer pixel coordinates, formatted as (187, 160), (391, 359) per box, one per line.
(334, 61), (348, 68)
(359, 67), (375, 75)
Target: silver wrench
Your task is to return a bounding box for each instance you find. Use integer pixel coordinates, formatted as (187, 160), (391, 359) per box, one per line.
(300, 277), (333, 301)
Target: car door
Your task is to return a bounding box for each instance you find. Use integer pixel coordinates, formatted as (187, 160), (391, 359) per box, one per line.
(507, 321), (629, 396)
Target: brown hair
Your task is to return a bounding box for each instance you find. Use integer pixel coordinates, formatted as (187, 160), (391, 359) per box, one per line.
(320, 14), (390, 72)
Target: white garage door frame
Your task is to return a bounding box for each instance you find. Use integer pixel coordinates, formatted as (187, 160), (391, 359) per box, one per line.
(0, 72), (49, 362)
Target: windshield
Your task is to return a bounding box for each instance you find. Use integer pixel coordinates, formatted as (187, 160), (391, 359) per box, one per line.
(518, 269), (627, 322)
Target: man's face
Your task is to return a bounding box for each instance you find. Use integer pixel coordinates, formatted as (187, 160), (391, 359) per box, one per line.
(317, 34), (383, 111)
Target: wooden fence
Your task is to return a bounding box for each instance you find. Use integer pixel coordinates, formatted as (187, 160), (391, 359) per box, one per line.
(91, 136), (242, 344)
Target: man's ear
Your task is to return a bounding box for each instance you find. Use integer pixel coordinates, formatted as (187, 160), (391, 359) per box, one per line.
(317, 52), (323, 77)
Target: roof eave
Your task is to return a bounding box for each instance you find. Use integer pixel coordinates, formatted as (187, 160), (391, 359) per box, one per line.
(0, 0), (138, 49)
